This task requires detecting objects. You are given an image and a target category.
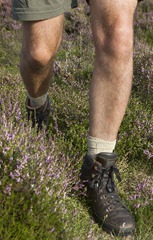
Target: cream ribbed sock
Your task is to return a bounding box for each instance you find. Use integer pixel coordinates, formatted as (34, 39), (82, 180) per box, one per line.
(87, 135), (116, 159)
(27, 92), (48, 108)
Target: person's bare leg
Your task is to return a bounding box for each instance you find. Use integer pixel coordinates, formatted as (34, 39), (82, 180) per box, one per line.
(81, 0), (138, 235)
(89, 0), (137, 141)
(20, 15), (64, 98)
(20, 15), (64, 129)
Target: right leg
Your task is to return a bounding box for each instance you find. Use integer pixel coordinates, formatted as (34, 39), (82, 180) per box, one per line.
(12, 0), (77, 129)
(12, 0), (77, 99)
(20, 15), (64, 98)
(20, 16), (64, 129)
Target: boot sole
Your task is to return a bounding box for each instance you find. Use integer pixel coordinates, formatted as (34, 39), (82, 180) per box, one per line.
(93, 213), (135, 236)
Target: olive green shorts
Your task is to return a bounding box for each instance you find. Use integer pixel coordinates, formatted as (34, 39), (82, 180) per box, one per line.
(12, 0), (78, 21)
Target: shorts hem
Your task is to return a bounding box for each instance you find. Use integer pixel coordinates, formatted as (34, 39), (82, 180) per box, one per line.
(12, 2), (77, 21)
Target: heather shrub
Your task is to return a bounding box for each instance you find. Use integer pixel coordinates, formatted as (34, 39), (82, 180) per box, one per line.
(133, 43), (153, 100)
(0, 101), (65, 238)
(0, 98), (98, 239)
(0, 0), (20, 30)
(135, 0), (153, 46)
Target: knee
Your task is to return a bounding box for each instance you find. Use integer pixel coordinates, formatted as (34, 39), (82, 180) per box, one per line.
(94, 16), (134, 61)
(21, 41), (60, 71)
(109, 25), (133, 59)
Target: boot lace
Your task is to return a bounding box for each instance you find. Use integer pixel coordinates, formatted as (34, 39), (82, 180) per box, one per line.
(91, 166), (127, 211)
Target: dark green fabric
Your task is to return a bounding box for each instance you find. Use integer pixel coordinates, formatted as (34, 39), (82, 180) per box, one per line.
(12, 0), (78, 21)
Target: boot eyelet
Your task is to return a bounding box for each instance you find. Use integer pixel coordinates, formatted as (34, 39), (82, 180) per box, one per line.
(106, 206), (112, 212)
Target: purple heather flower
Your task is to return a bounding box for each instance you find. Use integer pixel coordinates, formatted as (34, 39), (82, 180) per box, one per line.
(4, 184), (12, 195)
(130, 194), (138, 200)
(50, 228), (55, 233)
(135, 203), (141, 209)
(2, 147), (10, 155)
(144, 150), (153, 159)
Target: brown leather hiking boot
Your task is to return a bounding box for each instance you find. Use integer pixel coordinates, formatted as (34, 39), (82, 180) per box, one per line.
(80, 152), (135, 236)
(26, 95), (51, 131)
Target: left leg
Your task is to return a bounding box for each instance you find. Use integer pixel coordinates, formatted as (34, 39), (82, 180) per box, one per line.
(89, 0), (137, 141)
(81, 0), (138, 236)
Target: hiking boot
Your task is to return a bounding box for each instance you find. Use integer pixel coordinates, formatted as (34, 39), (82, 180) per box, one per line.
(26, 95), (51, 131)
(80, 152), (135, 236)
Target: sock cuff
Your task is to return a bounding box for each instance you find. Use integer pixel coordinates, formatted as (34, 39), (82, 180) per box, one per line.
(27, 92), (48, 102)
(88, 135), (116, 146)
(27, 92), (48, 108)
(87, 135), (116, 156)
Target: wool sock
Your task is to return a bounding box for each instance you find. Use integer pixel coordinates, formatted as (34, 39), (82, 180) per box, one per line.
(87, 135), (116, 159)
(27, 92), (48, 108)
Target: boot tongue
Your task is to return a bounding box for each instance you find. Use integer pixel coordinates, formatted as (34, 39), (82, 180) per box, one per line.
(96, 152), (118, 168)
